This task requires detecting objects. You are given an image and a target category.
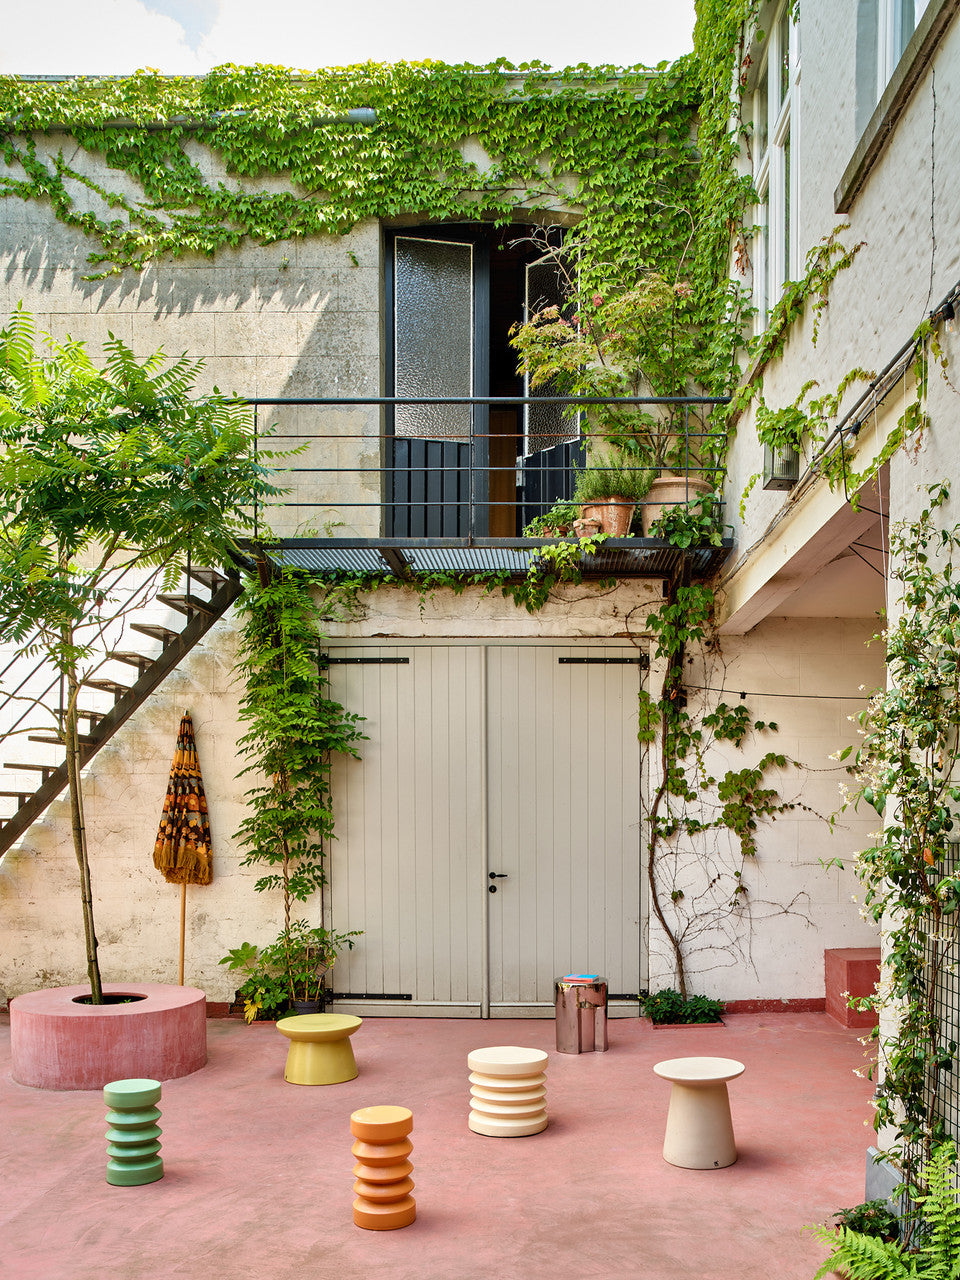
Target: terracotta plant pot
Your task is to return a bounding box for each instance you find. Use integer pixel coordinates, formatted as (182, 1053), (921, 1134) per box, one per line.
(573, 517), (602, 538)
(641, 476), (713, 535)
(580, 499), (635, 537)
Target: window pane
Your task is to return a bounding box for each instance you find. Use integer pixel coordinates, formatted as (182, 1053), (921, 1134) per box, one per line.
(395, 237), (472, 440)
(783, 130), (791, 283)
(759, 199), (770, 323)
(779, 8), (791, 102)
(524, 260), (578, 454)
(756, 72), (769, 161)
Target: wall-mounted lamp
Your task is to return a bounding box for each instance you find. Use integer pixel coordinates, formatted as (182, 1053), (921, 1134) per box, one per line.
(762, 441), (800, 491)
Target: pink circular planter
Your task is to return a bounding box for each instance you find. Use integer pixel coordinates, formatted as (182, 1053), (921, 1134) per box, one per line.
(10, 983), (207, 1091)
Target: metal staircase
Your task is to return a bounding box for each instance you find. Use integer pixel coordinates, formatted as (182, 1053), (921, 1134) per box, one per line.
(0, 564), (244, 856)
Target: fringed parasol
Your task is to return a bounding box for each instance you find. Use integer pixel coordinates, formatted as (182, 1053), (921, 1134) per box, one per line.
(153, 710), (212, 983)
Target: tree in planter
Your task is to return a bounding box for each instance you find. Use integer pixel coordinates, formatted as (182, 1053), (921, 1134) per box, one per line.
(0, 308), (278, 1002)
(226, 566), (366, 1017)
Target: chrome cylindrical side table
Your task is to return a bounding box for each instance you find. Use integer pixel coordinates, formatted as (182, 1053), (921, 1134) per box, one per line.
(554, 973), (608, 1054)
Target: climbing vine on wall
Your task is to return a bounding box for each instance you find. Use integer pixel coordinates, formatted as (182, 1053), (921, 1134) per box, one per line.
(0, 61), (696, 287)
(638, 577), (810, 996)
(834, 484), (960, 1186)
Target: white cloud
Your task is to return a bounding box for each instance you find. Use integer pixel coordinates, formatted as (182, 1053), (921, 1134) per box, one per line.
(197, 0), (695, 70)
(0, 0), (206, 74)
(0, 0), (695, 76)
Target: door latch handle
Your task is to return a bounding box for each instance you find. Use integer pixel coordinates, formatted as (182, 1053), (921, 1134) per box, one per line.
(488, 872), (508, 879)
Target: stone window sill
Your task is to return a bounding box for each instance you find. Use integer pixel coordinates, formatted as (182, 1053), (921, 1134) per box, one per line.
(835, 0), (959, 213)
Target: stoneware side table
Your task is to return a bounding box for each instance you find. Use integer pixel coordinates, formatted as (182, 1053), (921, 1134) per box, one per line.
(653, 1056), (745, 1169)
(467, 1046), (549, 1136)
(276, 1013), (362, 1085)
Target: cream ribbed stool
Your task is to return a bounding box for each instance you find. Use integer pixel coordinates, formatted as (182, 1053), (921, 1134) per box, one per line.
(467, 1046), (548, 1137)
(653, 1056), (745, 1169)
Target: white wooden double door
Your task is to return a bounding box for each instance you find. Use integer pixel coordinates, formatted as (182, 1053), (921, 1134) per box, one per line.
(326, 643), (645, 1017)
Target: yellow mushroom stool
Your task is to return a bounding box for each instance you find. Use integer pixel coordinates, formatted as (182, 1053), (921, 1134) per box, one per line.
(276, 1013), (362, 1085)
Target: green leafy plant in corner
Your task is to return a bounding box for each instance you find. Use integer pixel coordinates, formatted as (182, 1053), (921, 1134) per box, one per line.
(831, 1199), (900, 1243)
(811, 1143), (959, 1278)
(642, 988), (724, 1024)
(219, 919), (361, 1022)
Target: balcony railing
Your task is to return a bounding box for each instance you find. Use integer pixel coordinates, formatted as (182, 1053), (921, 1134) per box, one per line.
(245, 394), (731, 579)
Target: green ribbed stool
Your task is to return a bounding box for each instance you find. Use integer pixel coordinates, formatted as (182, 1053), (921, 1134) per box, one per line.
(103, 1078), (164, 1186)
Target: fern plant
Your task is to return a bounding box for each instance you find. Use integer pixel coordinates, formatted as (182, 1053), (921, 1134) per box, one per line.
(812, 1143), (960, 1278)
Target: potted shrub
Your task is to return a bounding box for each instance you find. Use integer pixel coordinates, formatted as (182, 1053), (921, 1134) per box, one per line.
(508, 236), (719, 531)
(219, 919), (361, 1021)
(523, 501), (580, 537)
(647, 492), (725, 548)
(573, 447), (652, 536)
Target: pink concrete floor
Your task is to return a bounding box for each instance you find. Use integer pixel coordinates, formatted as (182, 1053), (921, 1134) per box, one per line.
(1, 1011), (873, 1280)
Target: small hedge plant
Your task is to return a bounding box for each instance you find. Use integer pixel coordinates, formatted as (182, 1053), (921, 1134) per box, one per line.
(832, 1199), (900, 1243)
(642, 988), (725, 1024)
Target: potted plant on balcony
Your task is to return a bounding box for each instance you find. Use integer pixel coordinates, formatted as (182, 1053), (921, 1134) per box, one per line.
(523, 500), (580, 537)
(573, 448), (652, 536)
(508, 235), (719, 532)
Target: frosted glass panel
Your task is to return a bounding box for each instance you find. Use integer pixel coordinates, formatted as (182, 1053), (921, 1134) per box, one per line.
(395, 237), (472, 440)
(524, 260), (579, 455)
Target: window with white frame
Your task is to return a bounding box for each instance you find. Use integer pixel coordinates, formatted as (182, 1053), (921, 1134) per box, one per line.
(876, 0), (930, 99)
(752, 2), (799, 329)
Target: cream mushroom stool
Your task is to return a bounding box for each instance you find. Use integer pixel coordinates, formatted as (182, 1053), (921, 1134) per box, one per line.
(653, 1056), (745, 1169)
(276, 1013), (362, 1085)
(468, 1046), (549, 1136)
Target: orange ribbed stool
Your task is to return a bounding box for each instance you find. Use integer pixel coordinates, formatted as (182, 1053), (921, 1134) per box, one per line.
(350, 1106), (416, 1230)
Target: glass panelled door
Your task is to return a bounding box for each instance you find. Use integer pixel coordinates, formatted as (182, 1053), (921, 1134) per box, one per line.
(389, 235), (483, 537)
(519, 259), (583, 528)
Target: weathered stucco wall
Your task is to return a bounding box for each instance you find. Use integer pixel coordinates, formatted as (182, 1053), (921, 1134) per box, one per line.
(725, 1), (960, 581)
(644, 614), (882, 1001)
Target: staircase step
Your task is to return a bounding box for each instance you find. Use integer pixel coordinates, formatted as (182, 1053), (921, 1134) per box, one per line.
(131, 623), (180, 646)
(108, 651), (154, 673)
(186, 567), (226, 589)
(81, 678), (129, 699)
(0, 791), (31, 805)
(29, 734), (93, 746)
(57, 707), (106, 724)
(5, 762), (58, 779)
(157, 593), (216, 617)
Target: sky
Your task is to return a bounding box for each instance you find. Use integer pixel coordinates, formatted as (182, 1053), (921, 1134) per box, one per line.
(1, 0), (696, 76)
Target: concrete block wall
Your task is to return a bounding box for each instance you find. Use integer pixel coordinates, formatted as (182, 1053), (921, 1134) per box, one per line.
(0, 159), (384, 542)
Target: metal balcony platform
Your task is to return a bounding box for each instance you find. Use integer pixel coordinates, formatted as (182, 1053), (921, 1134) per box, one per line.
(259, 537), (733, 581)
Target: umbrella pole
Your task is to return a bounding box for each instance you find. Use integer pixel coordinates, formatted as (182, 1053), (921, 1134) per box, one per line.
(178, 883), (186, 985)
